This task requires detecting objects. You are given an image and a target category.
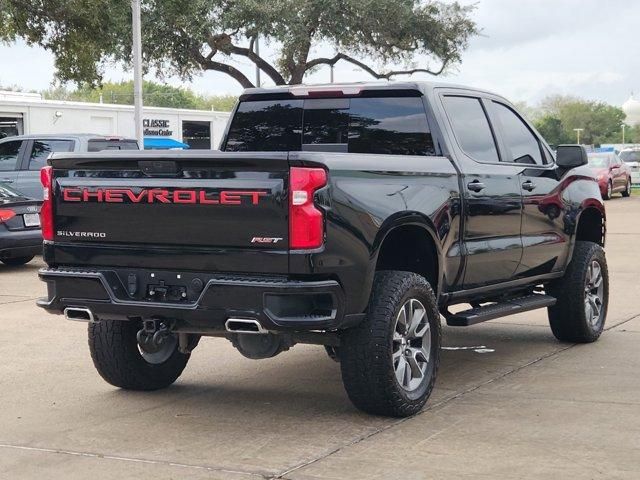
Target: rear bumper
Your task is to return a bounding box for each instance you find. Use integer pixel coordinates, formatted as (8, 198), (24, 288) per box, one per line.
(0, 228), (42, 259)
(37, 266), (360, 331)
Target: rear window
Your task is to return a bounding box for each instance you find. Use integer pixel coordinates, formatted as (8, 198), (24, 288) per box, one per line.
(620, 150), (640, 163)
(588, 154), (612, 168)
(88, 139), (139, 152)
(224, 96), (435, 156)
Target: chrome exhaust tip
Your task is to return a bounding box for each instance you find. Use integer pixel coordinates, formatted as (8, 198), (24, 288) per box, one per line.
(225, 318), (267, 334)
(64, 307), (96, 323)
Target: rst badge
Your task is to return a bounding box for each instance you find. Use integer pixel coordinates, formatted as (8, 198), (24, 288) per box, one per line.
(251, 237), (283, 244)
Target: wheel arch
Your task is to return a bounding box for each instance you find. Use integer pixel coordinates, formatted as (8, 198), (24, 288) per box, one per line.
(567, 203), (606, 264)
(371, 214), (443, 297)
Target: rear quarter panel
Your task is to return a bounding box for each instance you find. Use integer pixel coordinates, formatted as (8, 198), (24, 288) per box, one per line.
(289, 151), (462, 314)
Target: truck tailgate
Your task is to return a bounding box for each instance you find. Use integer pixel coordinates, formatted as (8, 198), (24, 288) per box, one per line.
(50, 152), (290, 273)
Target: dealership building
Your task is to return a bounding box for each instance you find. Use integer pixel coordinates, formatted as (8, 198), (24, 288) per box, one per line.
(0, 90), (231, 149)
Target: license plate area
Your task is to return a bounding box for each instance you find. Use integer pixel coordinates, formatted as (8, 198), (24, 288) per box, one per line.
(23, 213), (40, 227)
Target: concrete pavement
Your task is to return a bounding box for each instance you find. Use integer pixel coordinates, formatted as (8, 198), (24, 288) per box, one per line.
(0, 195), (639, 479)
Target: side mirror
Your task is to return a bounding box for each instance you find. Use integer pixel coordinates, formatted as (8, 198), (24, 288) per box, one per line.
(556, 144), (588, 168)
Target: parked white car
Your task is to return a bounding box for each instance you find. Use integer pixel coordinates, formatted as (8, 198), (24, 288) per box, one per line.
(620, 148), (640, 185)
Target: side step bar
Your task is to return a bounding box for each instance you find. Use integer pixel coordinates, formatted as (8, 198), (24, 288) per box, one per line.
(445, 294), (556, 327)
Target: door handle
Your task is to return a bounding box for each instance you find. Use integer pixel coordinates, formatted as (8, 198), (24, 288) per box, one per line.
(522, 180), (537, 192)
(467, 181), (485, 192)
(1, 178), (14, 184)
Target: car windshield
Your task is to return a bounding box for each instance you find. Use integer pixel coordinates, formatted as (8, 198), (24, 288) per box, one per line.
(620, 150), (640, 163)
(588, 154), (611, 168)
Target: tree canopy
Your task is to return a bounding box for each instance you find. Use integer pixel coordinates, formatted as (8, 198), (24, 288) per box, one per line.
(531, 95), (627, 146)
(42, 81), (237, 111)
(0, 0), (478, 88)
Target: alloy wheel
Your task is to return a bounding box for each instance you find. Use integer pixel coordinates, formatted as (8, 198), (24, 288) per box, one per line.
(584, 260), (604, 327)
(392, 298), (431, 392)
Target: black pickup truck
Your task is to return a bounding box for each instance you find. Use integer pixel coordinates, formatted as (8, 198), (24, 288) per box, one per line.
(37, 82), (608, 417)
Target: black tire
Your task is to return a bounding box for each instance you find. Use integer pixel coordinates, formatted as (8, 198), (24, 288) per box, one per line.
(622, 179), (631, 197)
(546, 241), (608, 343)
(88, 320), (190, 390)
(324, 345), (340, 362)
(339, 271), (441, 417)
(603, 181), (612, 200)
(1, 255), (34, 266)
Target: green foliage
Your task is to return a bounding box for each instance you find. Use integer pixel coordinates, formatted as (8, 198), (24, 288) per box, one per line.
(532, 95), (626, 146)
(534, 116), (571, 147)
(41, 81), (237, 111)
(0, 0), (477, 87)
(620, 125), (640, 144)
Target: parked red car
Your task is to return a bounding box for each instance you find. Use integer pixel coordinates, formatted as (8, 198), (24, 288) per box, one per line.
(587, 152), (632, 199)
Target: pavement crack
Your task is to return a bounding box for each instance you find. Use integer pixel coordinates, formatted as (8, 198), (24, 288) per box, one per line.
(0, 443), (268, 479)
(604, 312), (640, 331)
(275, 343), (576, 479)
(275, 313), (640, 479)
(0, 297), (39, 305)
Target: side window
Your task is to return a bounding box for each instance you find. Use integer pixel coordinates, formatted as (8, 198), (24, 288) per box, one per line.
(0, 140), (23, 171)
(492, 102), (544, 165)
(29, 140), (74, 170)
(349, 97), (435, 155)
(443, 96), (500, 163)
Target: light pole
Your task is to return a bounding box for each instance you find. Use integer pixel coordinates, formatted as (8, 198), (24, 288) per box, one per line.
(131, 0), (144, 149)
(573, 128), (584, 144)
(254, 36), (261, 87)
(622, 124), (626, 145)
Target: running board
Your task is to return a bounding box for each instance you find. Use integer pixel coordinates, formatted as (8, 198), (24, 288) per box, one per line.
(445, 294), (556, 327)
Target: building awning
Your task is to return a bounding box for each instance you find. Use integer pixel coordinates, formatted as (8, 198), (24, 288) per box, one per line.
(144, 137), (190, 150)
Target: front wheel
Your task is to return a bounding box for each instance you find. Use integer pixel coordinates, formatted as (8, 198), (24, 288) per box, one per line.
(622, 179), (631, 197)
(88, 320), (190, 390)
(546, 241), (608, 343)
(339, 271), (441, 417)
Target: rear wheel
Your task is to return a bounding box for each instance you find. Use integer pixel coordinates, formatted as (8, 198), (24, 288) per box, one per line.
(1, 255), (34, 266)
(546, 241), (608, 343)
(339, 271), (441, 417)
(622, 178), (631, 197)
(88, 320), (190, 390)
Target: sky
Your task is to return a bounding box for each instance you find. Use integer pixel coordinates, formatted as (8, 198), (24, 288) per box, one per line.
(0, 0), (638, 108)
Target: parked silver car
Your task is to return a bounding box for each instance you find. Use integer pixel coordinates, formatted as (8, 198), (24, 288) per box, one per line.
(0, 134), (138, 199)
(620, 148), (640, 185)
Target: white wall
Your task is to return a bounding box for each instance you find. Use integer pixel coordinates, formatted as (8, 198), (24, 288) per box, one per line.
(0, 95), (231, 149)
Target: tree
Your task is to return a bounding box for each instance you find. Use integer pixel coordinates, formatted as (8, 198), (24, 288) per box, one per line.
(537, 95), (626, 145)
(0, 0), (477, 88)
(41, 80), (238, 111)
(534, 115), (570, 147)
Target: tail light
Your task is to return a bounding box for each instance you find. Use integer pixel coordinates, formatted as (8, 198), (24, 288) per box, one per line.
(0, 209), (16, 223)
(40, 166), (54, 240)
(289, 167), (327, 249)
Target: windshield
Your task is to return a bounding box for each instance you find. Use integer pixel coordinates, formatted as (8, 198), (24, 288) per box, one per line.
(620, 150), (640, 163)
(587, 154), (611, 168)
